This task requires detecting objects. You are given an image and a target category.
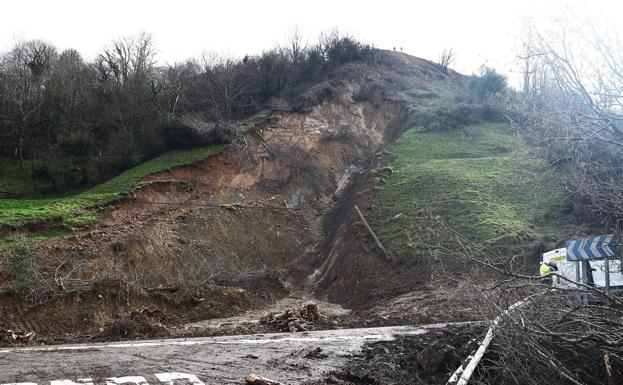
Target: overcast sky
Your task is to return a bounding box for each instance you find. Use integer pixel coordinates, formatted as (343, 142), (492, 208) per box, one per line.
(1, 0), (620, 86)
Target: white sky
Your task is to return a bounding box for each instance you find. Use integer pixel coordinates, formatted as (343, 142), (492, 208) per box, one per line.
(1, 0), (621, 86)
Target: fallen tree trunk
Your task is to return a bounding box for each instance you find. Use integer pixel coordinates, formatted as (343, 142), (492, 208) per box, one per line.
(354, 205), (393, 262)
(447, 300), (526, 385)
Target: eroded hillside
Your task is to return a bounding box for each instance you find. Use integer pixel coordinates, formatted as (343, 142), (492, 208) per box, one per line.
(0, 53), (424, 340)
(0, 52), (573, 343)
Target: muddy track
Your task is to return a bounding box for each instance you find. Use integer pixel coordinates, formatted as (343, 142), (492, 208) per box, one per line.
(0, 323), (481, 384)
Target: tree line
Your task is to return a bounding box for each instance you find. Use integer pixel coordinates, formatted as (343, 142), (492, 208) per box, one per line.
(0, 31), (377, 192)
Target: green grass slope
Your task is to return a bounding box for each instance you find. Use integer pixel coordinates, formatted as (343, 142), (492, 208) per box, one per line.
(0, 145), (227, 232)
(370, 122), (573, 261)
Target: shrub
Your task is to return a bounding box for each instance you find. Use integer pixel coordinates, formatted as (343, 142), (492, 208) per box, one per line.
(31, 163), (59, 191)
(469, 67), (507, 100)
(324, 36), (377, 69)
(162, 118), (203, 149)
(353, 82), (383, 102)
(410, 103), (507, 131)
(4, 239), (45, 294)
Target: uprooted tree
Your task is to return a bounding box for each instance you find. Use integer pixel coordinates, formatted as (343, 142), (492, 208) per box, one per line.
(443, 227), (623, 385)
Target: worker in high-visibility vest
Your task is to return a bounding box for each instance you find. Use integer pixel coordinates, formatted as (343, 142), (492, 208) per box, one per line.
(540, 261), (551, 276)
(540, 261), (557, 284)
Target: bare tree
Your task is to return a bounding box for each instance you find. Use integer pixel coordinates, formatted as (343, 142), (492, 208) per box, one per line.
(157, 60), (199, 117)
(196, 53), (252, 121)
(439, 48), (455, 71)
(1, 39), (57, 168)
(95, 32), (160, 156)
(514, 22), (623, 223)
(97, 32), (155, 86)
(285, 26), (306, 65)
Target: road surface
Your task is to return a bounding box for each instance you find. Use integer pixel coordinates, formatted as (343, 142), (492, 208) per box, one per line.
(0, 324), (455, 385)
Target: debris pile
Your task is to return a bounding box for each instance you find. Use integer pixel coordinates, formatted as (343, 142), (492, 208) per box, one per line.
(260, 301), (324, 332)
(93, 306), (174, 340)
(0, 329), (35, 344)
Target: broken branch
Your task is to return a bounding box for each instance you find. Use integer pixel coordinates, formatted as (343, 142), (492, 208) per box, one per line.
(244, 374), (283, 385)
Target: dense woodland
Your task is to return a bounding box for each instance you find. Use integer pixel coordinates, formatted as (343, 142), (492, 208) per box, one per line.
(0, 31), (378, 192)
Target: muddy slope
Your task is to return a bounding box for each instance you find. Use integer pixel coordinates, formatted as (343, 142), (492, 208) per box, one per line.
(0, 52), (464, 341)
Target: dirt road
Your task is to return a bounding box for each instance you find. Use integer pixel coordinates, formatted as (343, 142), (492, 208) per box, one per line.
(0, 324), (462, 385)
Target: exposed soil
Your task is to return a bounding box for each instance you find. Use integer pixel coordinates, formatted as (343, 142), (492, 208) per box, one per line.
(0, 279), (272, 344)
(0, 52), (470, 346)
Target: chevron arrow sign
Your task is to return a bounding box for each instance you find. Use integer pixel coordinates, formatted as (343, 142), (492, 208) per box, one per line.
(566, 234), (618, 261)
